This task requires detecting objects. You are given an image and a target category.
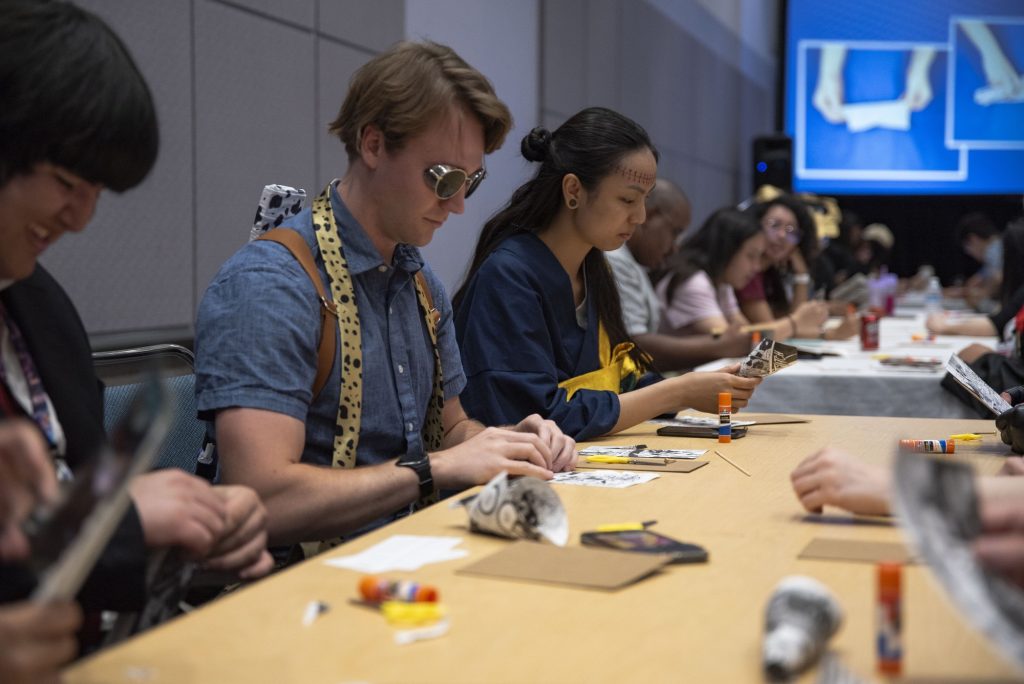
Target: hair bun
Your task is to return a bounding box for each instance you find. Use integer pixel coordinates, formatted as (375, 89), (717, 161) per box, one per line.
(521, 127), (552, 162)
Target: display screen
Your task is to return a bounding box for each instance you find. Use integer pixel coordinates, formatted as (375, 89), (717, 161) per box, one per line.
(785, 0), (1024, 194)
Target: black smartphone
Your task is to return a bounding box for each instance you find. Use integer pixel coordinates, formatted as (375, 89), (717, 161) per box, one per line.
(580, 530), (708, 564)
(656, 424), (747, 439)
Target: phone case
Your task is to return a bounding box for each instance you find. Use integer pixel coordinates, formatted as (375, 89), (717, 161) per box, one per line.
(656, 424), (748, 439)
(581, 530), (709, 564)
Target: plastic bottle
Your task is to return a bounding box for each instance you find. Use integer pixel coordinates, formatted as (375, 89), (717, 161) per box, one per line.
(762, 576), (843, 680)
(924, 276), (942, 313)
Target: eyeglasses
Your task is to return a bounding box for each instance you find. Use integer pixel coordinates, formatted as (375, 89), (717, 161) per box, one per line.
(423, 164), (486, 200)
(762, 217), (802, 244)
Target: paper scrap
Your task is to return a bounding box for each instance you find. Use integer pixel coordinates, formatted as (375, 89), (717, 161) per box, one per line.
(578, 445), (705, 460)
(945, 354), (1011, 415)
(841, 99), (910, 133)
(552, 471), (659, 488)
(324, 535), (468, 574)
(458, 472), (568, 546)
(739, 338), (799, 378)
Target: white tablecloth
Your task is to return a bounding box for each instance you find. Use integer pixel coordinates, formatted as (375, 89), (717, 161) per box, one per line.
(697, 313), (999, 418)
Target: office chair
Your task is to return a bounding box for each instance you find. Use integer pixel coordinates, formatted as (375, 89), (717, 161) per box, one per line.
(92, 344), (206, 476)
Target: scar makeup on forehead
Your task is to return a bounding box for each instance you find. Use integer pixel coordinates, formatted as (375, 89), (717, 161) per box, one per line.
(614, 164), (656, 186)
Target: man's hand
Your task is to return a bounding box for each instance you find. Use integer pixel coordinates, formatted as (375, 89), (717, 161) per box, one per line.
(513, 414), (576, 472)
(431, 426), (554, 489)
(0, 600), (82, 684)
(130, 469), (227, 558)
(790, 447), (891, 516)
(0, 419), (58, 562)
(203, 486), (273, 580)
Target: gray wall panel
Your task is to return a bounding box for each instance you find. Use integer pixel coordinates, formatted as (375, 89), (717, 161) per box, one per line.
(194, 1), (317, 296)
(218, 0), (316, 28)
(319, 0), (404, 50)
(42, 0), (194, 336)
(315, 40), (367, 188)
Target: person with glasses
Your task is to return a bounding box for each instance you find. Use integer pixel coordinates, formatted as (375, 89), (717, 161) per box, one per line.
(735, 195), (834, 339)
(195, 41), (575, 560)
(453, 108), (761, 440)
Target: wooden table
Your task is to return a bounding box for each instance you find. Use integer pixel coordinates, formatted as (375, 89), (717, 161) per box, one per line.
(66, 415), (1023, 683)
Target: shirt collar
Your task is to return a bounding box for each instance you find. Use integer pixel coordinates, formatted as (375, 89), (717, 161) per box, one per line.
(329, 183), (425, 276)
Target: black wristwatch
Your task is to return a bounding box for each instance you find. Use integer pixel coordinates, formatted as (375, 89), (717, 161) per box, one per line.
(396, 450), (434, 500)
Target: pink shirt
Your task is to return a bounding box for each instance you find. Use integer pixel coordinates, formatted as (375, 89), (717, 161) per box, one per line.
(655, 270), (739, 335)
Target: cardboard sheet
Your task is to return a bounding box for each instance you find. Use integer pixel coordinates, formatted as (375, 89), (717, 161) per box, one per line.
(576, 460), (708, 474)
(799, 537), (917, 564)
(457, 540), (671, 590)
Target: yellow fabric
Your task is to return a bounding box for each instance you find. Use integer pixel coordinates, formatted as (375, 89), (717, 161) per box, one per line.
(557, 323), (644, 400)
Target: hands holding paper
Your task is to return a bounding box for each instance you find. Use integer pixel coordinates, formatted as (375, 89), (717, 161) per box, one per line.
(130, 470), (273, 579)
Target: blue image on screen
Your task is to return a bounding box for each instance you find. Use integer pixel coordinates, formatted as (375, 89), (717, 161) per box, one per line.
(803, 46), (960, 174)
(786, 0), (1024, 194)
(950, 20), (1024, 146)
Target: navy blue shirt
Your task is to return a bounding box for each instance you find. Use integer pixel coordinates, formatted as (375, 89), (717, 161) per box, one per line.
(455, 233), (621, 440)
(195, 185), (465, 471)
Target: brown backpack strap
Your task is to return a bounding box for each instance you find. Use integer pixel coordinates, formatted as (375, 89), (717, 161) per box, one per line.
(258, 229), (338, 398)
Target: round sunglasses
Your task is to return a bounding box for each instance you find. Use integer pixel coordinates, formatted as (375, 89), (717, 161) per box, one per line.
(424, 163), (486, 200)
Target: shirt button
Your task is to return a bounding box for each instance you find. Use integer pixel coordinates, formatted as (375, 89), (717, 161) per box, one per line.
(378, 265), (387, 273)
(397, 364), (404, 374)
(406, 422), (414, 432)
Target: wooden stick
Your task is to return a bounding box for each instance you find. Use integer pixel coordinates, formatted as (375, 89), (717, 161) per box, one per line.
(713, 450), (751, 477)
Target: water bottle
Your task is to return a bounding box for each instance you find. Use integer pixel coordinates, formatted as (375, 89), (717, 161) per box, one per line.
(924, 276), (942, 313)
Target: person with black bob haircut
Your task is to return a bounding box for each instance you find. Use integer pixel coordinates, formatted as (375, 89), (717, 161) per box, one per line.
(454, 107), (760, 440)
(0, 3), (271, 680)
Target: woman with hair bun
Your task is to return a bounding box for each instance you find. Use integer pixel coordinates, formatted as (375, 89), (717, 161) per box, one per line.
(453, 107), (760, 440)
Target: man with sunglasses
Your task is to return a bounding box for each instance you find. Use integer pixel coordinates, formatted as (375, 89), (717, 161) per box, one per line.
(196, 41), (575, 559)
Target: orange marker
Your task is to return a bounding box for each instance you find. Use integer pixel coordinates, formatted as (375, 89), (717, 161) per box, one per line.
(718, 392), (732, 443)
(359, 576), (438, 604)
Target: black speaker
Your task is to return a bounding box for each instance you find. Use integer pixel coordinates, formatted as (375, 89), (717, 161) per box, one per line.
(752, 134), (792, 193)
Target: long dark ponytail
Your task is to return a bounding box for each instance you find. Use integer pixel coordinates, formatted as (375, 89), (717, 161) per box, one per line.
(453, 107), (657, 369)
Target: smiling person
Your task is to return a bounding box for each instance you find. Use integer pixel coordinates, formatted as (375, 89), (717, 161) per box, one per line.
(656, 208), (766, 337)
(453, 108), (761, 440)
(196, 41), (575, 559)
(0, 0), (273, 674)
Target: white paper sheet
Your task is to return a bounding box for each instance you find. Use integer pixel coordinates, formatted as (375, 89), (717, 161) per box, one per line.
(551, 471), (660, 488)
(323, 535), (468, 573)
(577, 445), (705, 460)
(841, 99), (911, 133)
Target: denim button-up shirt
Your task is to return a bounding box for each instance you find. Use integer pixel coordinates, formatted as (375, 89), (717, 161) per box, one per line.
(195, 184), (465, 473)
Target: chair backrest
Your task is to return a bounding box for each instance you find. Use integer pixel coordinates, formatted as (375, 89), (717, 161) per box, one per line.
(92, 344), (205, 476)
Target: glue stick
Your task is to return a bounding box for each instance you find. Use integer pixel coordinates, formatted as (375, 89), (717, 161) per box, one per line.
(718, 392), (732, 443)
(898, 439), (954, 454)
(359, 576), (438, 604)
(877, 562), (902, 676)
